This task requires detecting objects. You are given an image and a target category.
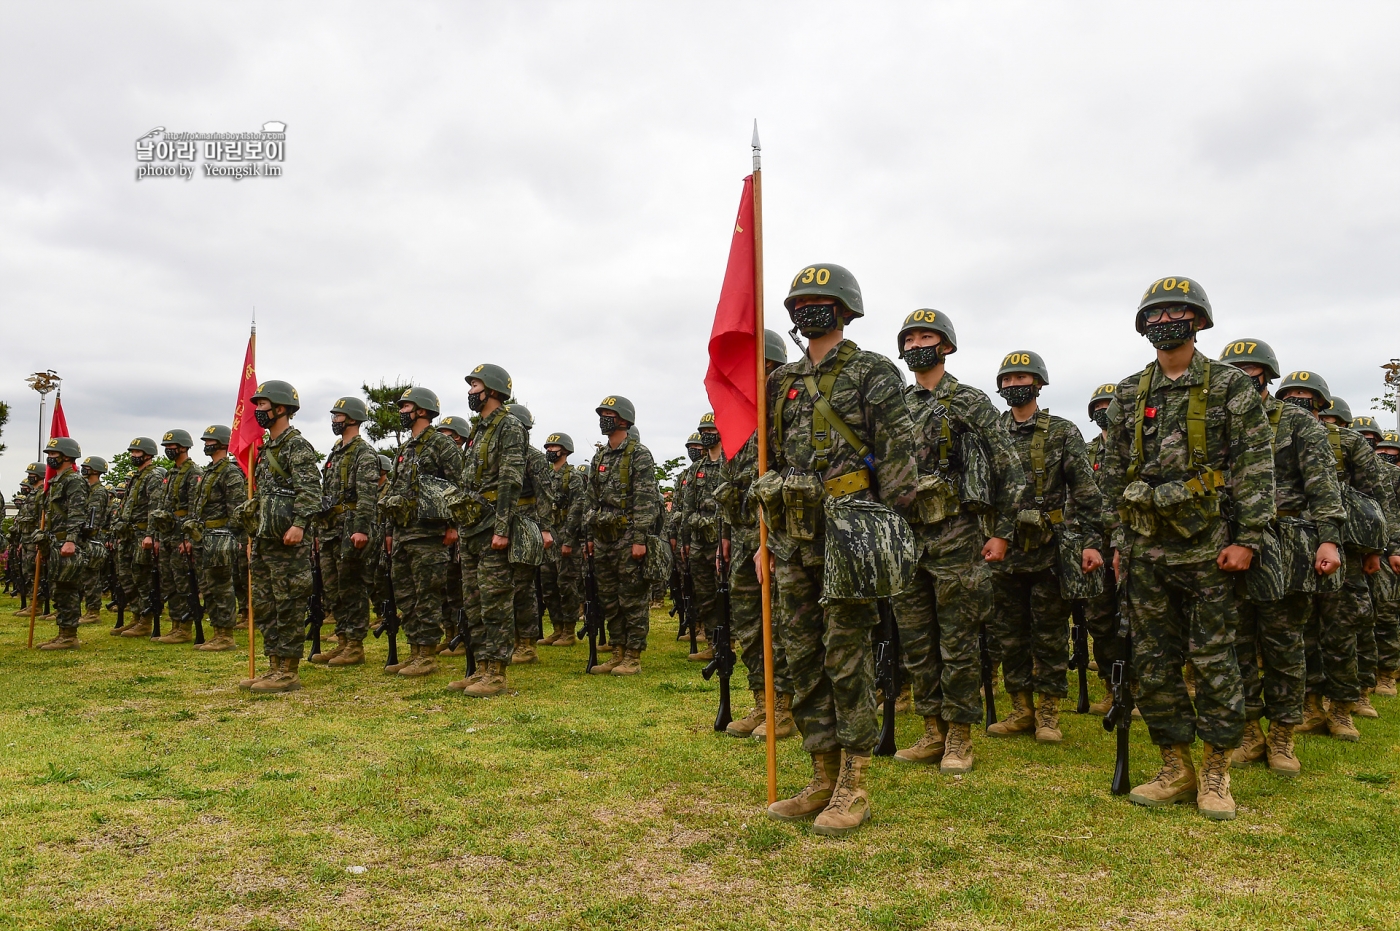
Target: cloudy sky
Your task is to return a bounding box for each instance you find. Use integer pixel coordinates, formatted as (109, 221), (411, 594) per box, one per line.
(3, 2), (1399, 491)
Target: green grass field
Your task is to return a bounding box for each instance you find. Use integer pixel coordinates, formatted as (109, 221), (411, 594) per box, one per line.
(1, 596), (1398, 931)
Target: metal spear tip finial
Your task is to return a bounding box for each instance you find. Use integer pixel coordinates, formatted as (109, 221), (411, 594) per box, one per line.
(751, 119), (760, 150)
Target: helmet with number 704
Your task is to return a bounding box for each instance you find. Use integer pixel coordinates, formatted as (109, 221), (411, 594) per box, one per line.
(1136, 276), (1214, 333)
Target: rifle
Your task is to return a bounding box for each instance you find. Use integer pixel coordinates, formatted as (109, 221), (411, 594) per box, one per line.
(304, 538), (325, 657)
(701, 553), (735, 731)
(1071, 601), (1090, 714)
(1102, 567), (1133, 795)
(978, 622), (997, 730)
(185, 547), (206, 644)
(147, 544), (165, 639)
(681, 556), (699, 654)
(107, 546), (125, 630)
(582, 545), (603, 673)
(873, 600), (901, 756)
(668, 559), (687, 640)
(40, 557), (51, 619)
(446, 605), (475, 678)
(371, 539), (400, 667)
(533, 566), (546, 641)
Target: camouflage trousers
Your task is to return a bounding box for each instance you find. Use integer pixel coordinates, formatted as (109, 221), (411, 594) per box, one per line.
(687, 539), (723, 641)
(391, 536), (449, 648)
(592, 538), (650, 651)
(991, 564), (1071, 698)
(891, 516), (993, 725)
(1084, 580), (1118, 692)
(1375, 589), (1400, 676)
(460, 529), (516, 665)
(250, 538), (312, 658)
(201, 559), (238, 631)
(730, 536), (792, 694)
(321, 535), (372, 642)
(540, 547), (581, 633)
(1306, 554), (1372, 702)
(1235, 592), (1308, 725)
(443, 549), (464, 638)
(81, 554), (104, 614)
(50, 574), (82, 628)
(512, 563), (543, 641)
(120, 538), (160, 619)
(156, 535), (197, 623)
(776, 549), (879, 754)
(1123, 554), (1244, 749)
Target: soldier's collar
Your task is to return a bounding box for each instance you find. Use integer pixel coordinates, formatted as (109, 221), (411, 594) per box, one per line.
(1152, 350), (1209, 389)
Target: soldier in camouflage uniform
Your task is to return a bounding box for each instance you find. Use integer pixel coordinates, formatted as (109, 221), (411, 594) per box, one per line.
(311, 397), (381, 668)
(1083, 383), (1122, 714)
(450, 364), (527, 697)
(78, 456), (111, 624)
(677, 413), (726, 663)
(987, 350), (1105, 745)
(191, 425), (247, 652)
(1219, 344), (1345, 775)
(760, 263), (918, 838)
(380, 387), (464, 678)
(716, 329), (796, 739)
(1374, 431), (1400, 696)
(1348, 416), (1400, 713)
(369, 453), (394, 626)
(238, 381), (322, 693)
(34, 438), (89, 649)
(584, 395), (662, 676)
(148, 430), (204, 644)
(436, 415), (473, 658)
(540, 432), (585, 647)
(8, 466), (41, 616)
(1099, 277), (1275, 821)
(501, 404), (554, 665)
(113, 437), (167, 637)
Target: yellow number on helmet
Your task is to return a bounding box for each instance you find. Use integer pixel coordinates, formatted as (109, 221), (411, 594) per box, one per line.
(801, 267), (816, 284)
(815, 268), (830, 285)
(1298, 372), (1309, 380)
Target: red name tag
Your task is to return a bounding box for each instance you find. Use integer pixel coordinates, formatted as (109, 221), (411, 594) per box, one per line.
(787, 388), (799, 400)
(598, 465), (607, 472)
(697, 472), (705, 479)
(1144, 407), (1157, 419)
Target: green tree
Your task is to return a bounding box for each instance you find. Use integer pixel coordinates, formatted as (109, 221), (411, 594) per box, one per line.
(361, 378), (414, 449)
(105, 451), (135, 487)
(1374, 359), (1399, 414)
(0, 400), (9, 455)
(655, 456), (686, 496)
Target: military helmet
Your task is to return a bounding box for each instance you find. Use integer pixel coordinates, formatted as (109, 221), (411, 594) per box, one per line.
(81, 455), (109, 474)
(377, 454), (393, 473)
(1378, 431), (1400, 452)
(202, 424), (232, 446)
(996, 350), (1050, 387)
(544, 432), (575, 454)
(784, 263), (863, 318)
(250, 379), (300, 411)
(686, 432), (703, 447)
(45, 436), (81, 459)
(1218, 337), (1280, 380)
(1325, 396), (1353, 425)
(1088, 383), (1117, 417)
(896, 309), (957, 357)
(330, 396), (370, 423)
(1136, 276), (1213, 333)
(627, 425), (641, 442)
(1277, 370), (1331, 407)
(698, 412), (717, 432)
(397, 386), (440, 417)
(506, 403), (534, 430)
(127, 436), (158, 456)
(764, 328), (788, 365)
(26, 462), (43, 477)
(161, 429), (194, 449)
(1351, 416), (1383, 440)
(597, 394), (636, 424)
(465, 363), (512, 397)
(437, 415), (471, 439)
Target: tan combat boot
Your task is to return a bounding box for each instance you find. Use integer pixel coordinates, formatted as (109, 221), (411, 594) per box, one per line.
(766, 751), (841, 822)
(940, 722), (974, 774)
(727, 690), (767, 737)
(752, 693), (796, 740)
(895, 715), (947, 764)
(157, 620), (193, 645)
(813, 752), (872, 837)
(121, 615), (153, 638)
(611, 648), (641, 676)
(589, 646), (625, 674)
(398, 645), (439, 677)
(198, 627), (236, 652)
(252, 656), (303, 693)
(1354, 690), (1379, 719)
(1295, 693), (1328, 734)
(241, 656), (279, 690)
(13, 605), (34, 617)
(1231, 720), (1267, 764)
(1376, 671), (1398, 697)
(539, 625), (561, 646)
(385, 643), (418, 674)
(462, 659), (507, 697)
(512, 638), (539, 665)
(110, 615), (137, 635)
(987, 691), (1035, 737)
(1087, 680), (1114, 716)
(895, 683), (913, 714)
(1129, 744), (1196, 808)
(38, 628), (80, 650)
(688, 643), (715, 662)
(1184, 663), (1198, 700)
(1197, 743), (1236, 821)
(310, 633), (345, 664)
(448, 658), (483, 691)
(553, 626), (577, 647)
(328, 640), (364, 666)
(1034, 694), (1063, 744)
(1266, 722), (1301, 776)
(78, 610), (101, 626)
(1326, 700), (1360, 741)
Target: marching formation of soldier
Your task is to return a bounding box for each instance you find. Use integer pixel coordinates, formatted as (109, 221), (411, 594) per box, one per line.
(7, 263), (1400, 836)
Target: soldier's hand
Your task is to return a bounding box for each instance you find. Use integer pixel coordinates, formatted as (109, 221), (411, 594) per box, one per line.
(283, 525), (305, 546)
(541, 531), (554, 549)
(1315, 542), (1341, 576)
(1363, 553), (1382, 575)
(1217, 544), (1254, 572)
(178, 541), (191, 556)
(351, 532), (369, 550)
(720, 539), (730, 561)
(981, 537), (1008, 563)
(1081, 548), (1103, 573)
(443, 527), (459, 547)
(491, 534), (510, 550)
(1112, 549), (1121, 576)
(1391, 554), (1400, 574)
(60, 541), (76, 557)
(561, 544), (572, 556)
(631, 543), (647, 560)
(681, 545), (690, 559)
(141, 536), (154, 550)
(585, 541), (594, 557)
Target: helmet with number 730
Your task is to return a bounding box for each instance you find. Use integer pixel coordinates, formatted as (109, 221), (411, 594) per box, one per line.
(784, 263), (863, 318)
(1136, 276), (1214, 333)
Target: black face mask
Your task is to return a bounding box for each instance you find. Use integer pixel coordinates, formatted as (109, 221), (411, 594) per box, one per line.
(399, 411), (416, 430)
(1143, 319), (1195, 350)
(467, 391), (486, 413)
(545, 449), (562, 464)
(1091, 408), (1110, 431)
(254, 408), (274, 429)
(1379, 451), (1399, 465)
(1363, 435), (1378, 450)
(998, 384), (1039, 407)
(699, 431), (720, 449)
(599, 415), (619, 435)
(164, 449), (181, 462)
(789, 302), (840, 337)
(45, 456), (62, 471)
(687, 447), (703, 462)
(1248, 373), (1269, 393)
(331, 420), (347, 436)
(203, 444), (220, 459)
(129, 453), (146, 468)
(903, 345), (943, 372)
(1282, 395), (1316, 413)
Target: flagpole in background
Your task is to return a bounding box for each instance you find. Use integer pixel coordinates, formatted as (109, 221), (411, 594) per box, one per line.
(25, 375), (66, 649)
(752, 122), (778, 806)
(229, 316), (261, 682)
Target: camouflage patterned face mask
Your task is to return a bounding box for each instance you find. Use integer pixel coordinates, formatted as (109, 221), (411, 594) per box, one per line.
(997, 384), (1039, 407)
(254, 408), (274, 429)
(902, 345), (943, 371)
(789, 302), (839, 337)
(1143, 319), (1194, 350)
(1281, 395), (1317, 413)
(45, 456), (62, 471)
(331, 419), (347, 436)
(598, 414), (619, 435)
(1378, 451), (1399, 465)
(467, 391), (486, 413)
(699, 431), (720, 448)
(545, 449), (562, 464)
(686, 447), (703, 462)
(1091, 408), (1110, 431)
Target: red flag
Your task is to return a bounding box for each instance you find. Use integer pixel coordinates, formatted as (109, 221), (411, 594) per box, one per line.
(42, 395), (69, 490)
(704, 175), (758, 455)
(229, 327), (262, 484)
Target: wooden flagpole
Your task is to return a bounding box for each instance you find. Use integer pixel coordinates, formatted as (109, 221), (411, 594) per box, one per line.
(752, 121), (778, 805)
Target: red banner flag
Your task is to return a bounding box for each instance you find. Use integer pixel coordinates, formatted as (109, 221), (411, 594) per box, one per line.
(229, 327), (262, 483)
(42, 395), (69, 490)
(704, 175), (758, 456)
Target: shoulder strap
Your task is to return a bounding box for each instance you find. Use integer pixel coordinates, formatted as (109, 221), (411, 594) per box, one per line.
(1029, 410), (1051, 503)
(472, 413), (505, 486)
(619, 439), (636, 511)
(1326, 423), (1346, 475)
(1267, 404), (1283, 452)
(802, 343), (872, 473)
(772, 371), (800, 461)
(1128, 365), (1155, 482)
(1185, 360), (1212, 470)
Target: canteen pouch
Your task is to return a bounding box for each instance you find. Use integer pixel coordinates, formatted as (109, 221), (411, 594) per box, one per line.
(1341, 485), (1387, 554)
(1239, 524), (1287, 603)
(820, 496), (915, 602)
(911, 472), (959, 526)
(1120, 481), (1158, 537)
(687, 510), (720, 545)
(643, 533), (674, 582)
(203, 529), (237, 569)
(781, 471), (825, 542)
(508, 514), (544, 567)
(257, 491), (296, 540)
(713, 480), (744, 527)
(750, 470), (785, 524)
(1016, 508), (1056, 552)
(1151, 480), (1217, 541)
(957, 435), (994, 514)
(444, 488), (485, 528)
(148, 508), (175, 535)
(590, 509), (629, 544)
(1056, 528), (1104, 600)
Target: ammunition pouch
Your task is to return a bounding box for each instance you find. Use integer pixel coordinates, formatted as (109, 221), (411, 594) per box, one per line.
(686, 511), (720, 545)
(1015, 507), (1061, 552)
(148, 508), (174, 535)
(1151, 480), (1219, 541)
(910, 471), (960, 526)
(181, 520), (203, 544)
(1055, 528), (1104, 600)
(643, 533), (674, 582)
(820, 496), (915, 602)
(1341, 485), (1387, 554)
(202, 529), (238, 569)
(713, 480), (746, 527)
(1119, 481), (1159, 537)
(444, 487), (488, 528)
(780, 471), (825, 542)
(591, 509), (630, 544)
(508, 514), (544, 567)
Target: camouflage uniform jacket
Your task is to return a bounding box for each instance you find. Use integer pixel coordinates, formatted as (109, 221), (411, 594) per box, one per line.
(320, 435), (379, 539)
(461, 407), (525, 538)
(40, 468), (88, 545)
(718, 432), (761, 553)
(251, 427), (322, 540)
(1382, 460), (1400, 551)
(905, 373), (1026, 541)
(549, 462), (586, 549)
(519, 444), (556, 536)
(193, 456), (248, 532)
(152, 459), (204, 536)
(997, 408), (1105, 572)
(1100, 350), (1275, 563)
(1088, 433), (1107, 474)
(386, 425), (464, 542)
(1264, 395), (1345, 547)
(82, 481), (111, 542)
(1328, 425), (1400, 550)
(584, 438), (661, 547)
(678, 452), (726, 549)
(118, 461), (168, 538)
(13, 485), (38, 539)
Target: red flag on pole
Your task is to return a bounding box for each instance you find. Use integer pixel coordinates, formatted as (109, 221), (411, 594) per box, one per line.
(229, 326), (262, 485)
(703, 175), (759, 456)
(42, 395), (69, 490)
